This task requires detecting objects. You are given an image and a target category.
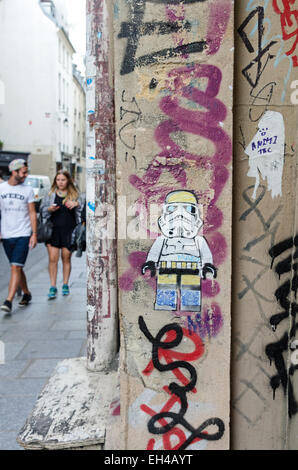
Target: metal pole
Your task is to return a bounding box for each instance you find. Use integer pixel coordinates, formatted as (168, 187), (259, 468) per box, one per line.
(86, 0), (118, 371)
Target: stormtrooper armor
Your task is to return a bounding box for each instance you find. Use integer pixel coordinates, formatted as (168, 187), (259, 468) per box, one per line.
(142, 190), (217, 311)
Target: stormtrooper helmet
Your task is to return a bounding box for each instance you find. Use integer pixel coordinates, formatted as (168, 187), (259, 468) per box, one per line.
(158, 190), (202, 239)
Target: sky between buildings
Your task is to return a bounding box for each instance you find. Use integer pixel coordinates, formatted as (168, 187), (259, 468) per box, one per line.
(63, 0), (86, 76)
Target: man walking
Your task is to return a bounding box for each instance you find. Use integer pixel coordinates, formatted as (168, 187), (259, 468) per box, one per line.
(0, 159), (37, 313)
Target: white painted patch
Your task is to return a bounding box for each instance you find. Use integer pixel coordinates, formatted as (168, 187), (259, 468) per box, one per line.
(245, 111), (285, 200)
(129, 388), (216, 450)
(128, 389), (157, 427)
(291, 80), (298, 105)
(290, 340), (298, 366)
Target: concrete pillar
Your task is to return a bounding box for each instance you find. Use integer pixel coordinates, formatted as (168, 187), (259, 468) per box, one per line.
(86, 0), (118, 371)
(114, 0), (234, 450)
(232, 0), (298, 449)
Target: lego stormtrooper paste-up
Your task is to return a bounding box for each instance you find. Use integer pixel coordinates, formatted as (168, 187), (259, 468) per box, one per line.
(141, 190), (217, 312)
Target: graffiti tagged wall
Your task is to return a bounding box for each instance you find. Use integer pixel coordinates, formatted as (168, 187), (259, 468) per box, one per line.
(232, 0), (298, 450)
(114, 0), (233, 450)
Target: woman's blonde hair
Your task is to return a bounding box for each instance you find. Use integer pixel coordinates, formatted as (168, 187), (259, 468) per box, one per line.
(50, 170), (79, 202)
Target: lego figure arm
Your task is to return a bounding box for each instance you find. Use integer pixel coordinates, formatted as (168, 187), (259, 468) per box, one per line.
(141, 236), (165, 277)
(196, 236), (217, 279)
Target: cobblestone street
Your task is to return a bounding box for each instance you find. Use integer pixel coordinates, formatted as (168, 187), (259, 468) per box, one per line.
(0, 242), (87, 450)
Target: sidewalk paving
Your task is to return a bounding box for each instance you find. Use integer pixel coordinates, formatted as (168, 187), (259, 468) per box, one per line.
(0, 243), (87, 450)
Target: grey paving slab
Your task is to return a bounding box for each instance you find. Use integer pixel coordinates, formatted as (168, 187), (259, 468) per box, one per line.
(64, 294), (87, 304)
(71, 282), (87, 288)
(79, 340), (87, 357)
(50, 320), (86, 331)
(27, 307), (85, 322)
(58, 309), (86, 320)
(0, 309), (33, 324)
(3, 342), (28, 361)
(20, 295), (51, 304)
(17, 339), (85, 360)
(0, 361), (28, 379)
(0, 328), (9, 339)
(0, 431), (24, 450)
(56, 304), (87, 314)
(0, 395), (40, 432)
(20, 359), (60, 379)
(1, 329), (68, 343)
(67, 330), (88, 340)
(0, 308), (45, 324)
(1, 318), (56, 331)
(26, 311), (64, 323)
(0, 248), (87, 450)
(0, 378), (47, 396)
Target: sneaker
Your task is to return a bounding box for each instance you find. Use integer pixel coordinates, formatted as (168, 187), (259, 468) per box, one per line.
(62, 284), (70, 296)
(1, 300), (12, 313)
(48, 287), (57, 300)
(19, 292), (32, 307)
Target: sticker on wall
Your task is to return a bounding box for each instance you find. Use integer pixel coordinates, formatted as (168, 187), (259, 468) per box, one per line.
(86, 175), (96, 214)
(245, 111), (285, 200)
(141, 191), (217, 312)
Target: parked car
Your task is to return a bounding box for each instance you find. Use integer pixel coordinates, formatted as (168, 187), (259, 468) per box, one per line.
(25, 175), (51, 211)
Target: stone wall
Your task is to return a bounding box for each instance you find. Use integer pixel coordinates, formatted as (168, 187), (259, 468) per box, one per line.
(86, 0), (298, 450)
(232, 0), (298, 450)
(114, 0), (234, 450)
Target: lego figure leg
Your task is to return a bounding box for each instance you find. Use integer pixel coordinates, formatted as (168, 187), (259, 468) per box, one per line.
(155, 274), (178, 311)
(180, 274), (201, 312)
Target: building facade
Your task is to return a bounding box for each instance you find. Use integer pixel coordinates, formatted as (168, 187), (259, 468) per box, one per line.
(72, 65), (86, 192)
(0, 0), (85, 184)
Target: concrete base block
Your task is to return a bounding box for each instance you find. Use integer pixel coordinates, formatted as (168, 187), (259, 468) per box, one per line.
(17, 357), (118, 450)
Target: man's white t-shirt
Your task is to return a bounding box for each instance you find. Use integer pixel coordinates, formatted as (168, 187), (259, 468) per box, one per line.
(0, 182), (35, 239)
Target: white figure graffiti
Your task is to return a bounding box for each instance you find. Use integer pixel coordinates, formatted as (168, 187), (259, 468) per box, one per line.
(245, 111), (285, 200)
(141, 190), (217, 312)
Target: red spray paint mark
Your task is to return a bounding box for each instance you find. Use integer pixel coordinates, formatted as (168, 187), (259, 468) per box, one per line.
(142, 326), (204, 393)
(166, 3), (189, 56)
(141, 392), (203, 450)
(141, 328), (205, 450)
(110, 399), (121, 416)
(273, 0), (298, 67)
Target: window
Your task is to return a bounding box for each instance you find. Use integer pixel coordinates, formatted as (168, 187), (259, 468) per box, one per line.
(62, 78), (65, 111)
(58, 73), (61, 107)
(66, 82), (69, 115)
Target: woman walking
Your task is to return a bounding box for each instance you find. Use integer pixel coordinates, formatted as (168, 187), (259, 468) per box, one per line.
(40, 170), (83, 299)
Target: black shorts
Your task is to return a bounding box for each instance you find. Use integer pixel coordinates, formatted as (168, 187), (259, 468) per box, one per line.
(47, 227), (73, 250)
(2, 236), (30, 267)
